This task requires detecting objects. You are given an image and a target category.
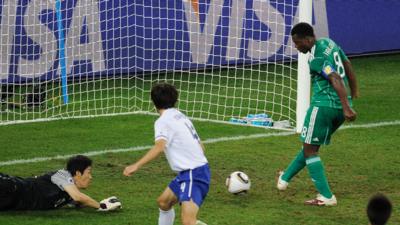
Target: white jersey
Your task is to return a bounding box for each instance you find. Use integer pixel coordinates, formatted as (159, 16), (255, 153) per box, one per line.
(154, 108), (208, 172)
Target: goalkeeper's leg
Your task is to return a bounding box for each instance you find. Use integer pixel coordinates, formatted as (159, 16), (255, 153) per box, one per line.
(0, 173), (19, 210)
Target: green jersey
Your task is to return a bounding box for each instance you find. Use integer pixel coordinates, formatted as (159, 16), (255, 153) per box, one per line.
(308, 38), (352, 109)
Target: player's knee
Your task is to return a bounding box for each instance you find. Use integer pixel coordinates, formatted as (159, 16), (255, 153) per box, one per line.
(303, 145), (319, 158)
(303, 150), (318, 158)
(157, 197), (171, 211)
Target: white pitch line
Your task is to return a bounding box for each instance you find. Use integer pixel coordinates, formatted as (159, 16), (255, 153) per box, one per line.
(0, 131), (295, 166)
(0, 120), (399, 166)
(340, 120), (400, 130)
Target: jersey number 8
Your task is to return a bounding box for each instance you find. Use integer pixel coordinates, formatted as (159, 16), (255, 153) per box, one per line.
(333, 52), (345, 78)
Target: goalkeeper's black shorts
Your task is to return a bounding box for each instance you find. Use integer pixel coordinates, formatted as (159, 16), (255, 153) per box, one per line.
(0, 173), (21, 210)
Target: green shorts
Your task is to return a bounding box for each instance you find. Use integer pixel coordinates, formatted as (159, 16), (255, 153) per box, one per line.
(300, 106), (345, 145)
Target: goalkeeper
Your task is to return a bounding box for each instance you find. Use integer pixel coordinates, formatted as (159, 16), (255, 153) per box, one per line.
(0, 155), (121, 211)
(277, 22), (358, 206)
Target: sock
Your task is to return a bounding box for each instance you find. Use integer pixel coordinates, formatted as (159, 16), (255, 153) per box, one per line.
(305, 156), (333, 199)
(158, 208), (175, 225)
(196, 220), (208, 225)
(281, 148), (306, 182)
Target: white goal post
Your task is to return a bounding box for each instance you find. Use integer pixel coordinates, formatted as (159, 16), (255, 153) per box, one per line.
(296, 0), (312, 133)
(0, 0), (311, 131)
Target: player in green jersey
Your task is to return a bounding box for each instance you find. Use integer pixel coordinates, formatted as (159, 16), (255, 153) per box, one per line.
(277, 22), (358, 206)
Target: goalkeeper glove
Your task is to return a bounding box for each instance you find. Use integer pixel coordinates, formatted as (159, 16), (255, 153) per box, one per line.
(98, 196), (122, 211)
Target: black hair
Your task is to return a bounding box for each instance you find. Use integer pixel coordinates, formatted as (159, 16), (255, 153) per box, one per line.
(367, 194), (392, 225)
(66, 155), (92, 176)
(291, 22), (315, 38)
(151, 83), (178, 110)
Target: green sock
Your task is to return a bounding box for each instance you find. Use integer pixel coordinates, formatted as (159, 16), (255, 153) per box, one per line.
(282, 148), (306, 182)
(306, 156), (333, 199)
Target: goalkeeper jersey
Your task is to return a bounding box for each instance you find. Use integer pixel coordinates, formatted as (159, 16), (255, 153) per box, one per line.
(308, 38), (353, 109)
(14, 170), (74, 210)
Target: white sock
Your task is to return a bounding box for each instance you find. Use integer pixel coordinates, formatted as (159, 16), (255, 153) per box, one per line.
(158, 208), (175, 225)
(196, 220), (208, 225)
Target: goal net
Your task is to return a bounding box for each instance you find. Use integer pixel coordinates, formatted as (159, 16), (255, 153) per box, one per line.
(0, 0), (306, 129)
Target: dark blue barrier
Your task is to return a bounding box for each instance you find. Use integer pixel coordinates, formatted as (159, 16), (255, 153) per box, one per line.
(327, 1), (400, 54)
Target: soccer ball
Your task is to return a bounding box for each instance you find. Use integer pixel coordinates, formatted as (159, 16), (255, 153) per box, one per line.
(225, 171), (251, 194)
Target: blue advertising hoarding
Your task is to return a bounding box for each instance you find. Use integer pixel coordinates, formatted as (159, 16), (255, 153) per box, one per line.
(0, 0), (399, 83)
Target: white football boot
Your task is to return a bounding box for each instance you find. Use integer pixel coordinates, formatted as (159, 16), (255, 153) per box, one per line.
(304, 194), (337, 206)
(276, 171), (289, 191)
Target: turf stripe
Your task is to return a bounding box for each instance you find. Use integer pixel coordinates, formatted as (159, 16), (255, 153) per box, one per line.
(0, 120), (399, 166)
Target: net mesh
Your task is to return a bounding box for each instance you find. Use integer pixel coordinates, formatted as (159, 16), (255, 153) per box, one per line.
(0, 0), (299, 127)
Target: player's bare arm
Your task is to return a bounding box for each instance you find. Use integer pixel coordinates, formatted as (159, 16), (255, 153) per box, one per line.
(123, 139), (167, 176)
(328, 72), (357, 121)
(64, 185), (100, 209)
(64, 183), (122, 211)
(343, 60), (359, 99)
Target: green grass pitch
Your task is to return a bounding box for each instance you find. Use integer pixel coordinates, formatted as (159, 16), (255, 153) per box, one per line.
(0, 54), (399, 225)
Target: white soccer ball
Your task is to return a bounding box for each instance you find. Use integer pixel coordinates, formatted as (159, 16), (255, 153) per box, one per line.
(225, 171), (251, 194)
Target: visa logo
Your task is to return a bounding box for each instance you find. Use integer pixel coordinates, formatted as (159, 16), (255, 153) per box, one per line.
(0, 0), (105, 80)
(182, 0), (329, 64)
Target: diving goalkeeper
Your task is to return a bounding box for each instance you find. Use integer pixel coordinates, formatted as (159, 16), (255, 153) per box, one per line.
(0, 155), (121, 211)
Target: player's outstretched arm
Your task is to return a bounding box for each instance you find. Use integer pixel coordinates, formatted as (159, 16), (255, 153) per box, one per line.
(123, 139), (166, 176)
(64, 185), (121, 211)
(343, 60), (359, 99)
(328, 72), (357, 121)
(64, 185), (100, 209)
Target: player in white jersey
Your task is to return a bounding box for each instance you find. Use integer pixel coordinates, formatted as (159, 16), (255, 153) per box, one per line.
(123, 83), (210, 225)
